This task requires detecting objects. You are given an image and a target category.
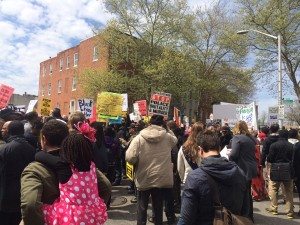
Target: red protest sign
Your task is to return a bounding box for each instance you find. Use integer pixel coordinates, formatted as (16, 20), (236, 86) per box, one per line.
(136, 100), (147, 116)
(0, 84), (14, 109)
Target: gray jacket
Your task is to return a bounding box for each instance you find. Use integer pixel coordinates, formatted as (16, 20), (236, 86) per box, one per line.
(229, 134), (257, 180)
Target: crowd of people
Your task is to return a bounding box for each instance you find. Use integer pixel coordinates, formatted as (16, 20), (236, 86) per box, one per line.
(0, 107), (299, 225)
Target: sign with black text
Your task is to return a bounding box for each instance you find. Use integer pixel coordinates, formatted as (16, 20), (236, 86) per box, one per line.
(148, 92), (171, 118)
(77, 99), (93, 119)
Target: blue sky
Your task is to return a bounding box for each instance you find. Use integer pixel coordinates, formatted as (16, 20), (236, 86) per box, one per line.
(0, 0), (286, 116)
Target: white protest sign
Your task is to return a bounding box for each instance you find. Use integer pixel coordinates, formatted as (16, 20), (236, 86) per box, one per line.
(236, 102), (258, 130)
(121, 93), (128, 112)
(26, 100), (38, 113)
(77, 99), (93, 119)
(268, 106), (279, 124)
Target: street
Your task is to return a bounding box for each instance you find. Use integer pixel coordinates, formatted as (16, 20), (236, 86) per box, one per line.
(106, 179), (300, 225)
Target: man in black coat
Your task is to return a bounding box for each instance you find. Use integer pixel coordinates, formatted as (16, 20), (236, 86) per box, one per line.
(261, 124), (280, 167)
(266, 129), (294, 219)
(0, 121), (35, 225)
(178, 130), (249, 225)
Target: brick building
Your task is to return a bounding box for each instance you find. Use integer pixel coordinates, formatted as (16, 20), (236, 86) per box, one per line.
(38, 36), (108, 115)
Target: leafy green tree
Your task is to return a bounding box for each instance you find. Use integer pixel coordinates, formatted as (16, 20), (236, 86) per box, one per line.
(237, 0), (300, 99)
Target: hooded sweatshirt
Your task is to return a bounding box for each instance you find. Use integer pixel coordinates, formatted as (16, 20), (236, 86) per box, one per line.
(178, 156), (249, 225)
(125, 125), (177, 191)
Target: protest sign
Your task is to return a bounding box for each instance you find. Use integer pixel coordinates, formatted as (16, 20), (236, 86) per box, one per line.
(268, 106), (278, 124)
(40, 98), (51, 116)
(148, 92), (171, 118)
(97, 92), (123, 119)
(26, 100), (38, 113)
(77, 99), (93, 119)
(236, 102), (258, 130)
(109, 117), (123, 125)
(126, 162), (134, 181)
(135, 100), (147, 116)
(174, 107), (180, 126)
(0, 84), (14, 109)
(121, 93), (128, 112)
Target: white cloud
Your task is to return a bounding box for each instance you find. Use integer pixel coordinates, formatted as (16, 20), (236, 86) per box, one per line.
(0, 0), (113, 95)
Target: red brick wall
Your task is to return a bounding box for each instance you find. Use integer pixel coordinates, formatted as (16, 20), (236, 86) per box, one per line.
(37, 36), (109, 116)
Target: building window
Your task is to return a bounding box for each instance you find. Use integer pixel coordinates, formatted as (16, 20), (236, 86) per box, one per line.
(93, 46), (99, 61)
(58, 80), (62, 93)
(65, 77), (69, 93)
(42, 66), (46, 77)
(70, 100), (76, 113)
(66, 56), (70, 69)
(41, 85), (45, 96)
(59, 59), (63, 71)
(48, 83), (51, 95)
(49, 64), (53, 74)
(74, 53), (78, 67)
(72, 76), (77, 91)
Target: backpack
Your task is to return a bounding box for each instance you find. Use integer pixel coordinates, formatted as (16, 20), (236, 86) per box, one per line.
(203, 170), (254, 225)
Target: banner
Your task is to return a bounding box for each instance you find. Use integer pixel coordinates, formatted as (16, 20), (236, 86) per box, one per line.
(40, 98), (51, 116)
(109, 117), (123, 125)
(148, 92), (171, 118)
(26, 100), (38, 113)
(236, 102), (257, 130)
(173, 107), (180, 126)
(0, 84), (14, 109)
(136, 100), (147, 116)
(97, 92), (123, 119)
(77, 99), (93, 119)
(121, 93), (128, 112)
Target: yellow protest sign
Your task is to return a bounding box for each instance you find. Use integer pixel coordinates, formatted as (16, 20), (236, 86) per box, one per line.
(97, 92), (123, 119)
(126, 162), (134, 181)
(40, 98), (51, 116)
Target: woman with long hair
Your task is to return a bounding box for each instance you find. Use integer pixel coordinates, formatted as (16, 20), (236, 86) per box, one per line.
(229, 120), (257, 221)
(177, 122), (204, 183)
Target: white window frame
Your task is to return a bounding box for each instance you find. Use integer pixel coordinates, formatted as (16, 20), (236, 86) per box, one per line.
(57, 80), (62, 93)
(42, 66), (46, 77)
(70, 99), (76, 113)
(66, 56), (70, 69)
(49, 64), (53, 75)
(48, 83), (51, 95)
(59, 59), (63, 71)
(93, 46), (99, 61)
(41, 85), (45, 96)
(72, 76), (77, 91)
(74, 53), (78, 67)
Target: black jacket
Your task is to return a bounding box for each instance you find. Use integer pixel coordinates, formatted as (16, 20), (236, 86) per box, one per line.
(92, 143), (109, 174)
(267, 138), (294, 164)
(261, 134), (279, 166)
(178, 156), (249, 225)
(294, 142), (300, 178)
(0, 136), (35, 212)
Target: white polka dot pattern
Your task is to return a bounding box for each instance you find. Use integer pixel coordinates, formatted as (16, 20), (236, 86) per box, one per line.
(42, 162), (107, 224)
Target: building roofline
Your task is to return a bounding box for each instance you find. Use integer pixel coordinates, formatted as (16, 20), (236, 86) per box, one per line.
(40, 34), (99, 64)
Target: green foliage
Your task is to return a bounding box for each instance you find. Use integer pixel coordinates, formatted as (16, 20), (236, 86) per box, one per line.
(80, 0), (255, 120)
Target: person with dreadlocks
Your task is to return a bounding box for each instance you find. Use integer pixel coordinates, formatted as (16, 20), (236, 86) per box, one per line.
(31, 121), (108, 225)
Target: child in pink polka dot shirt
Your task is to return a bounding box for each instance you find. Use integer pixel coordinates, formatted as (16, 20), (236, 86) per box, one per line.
(35, 123), (108, 225)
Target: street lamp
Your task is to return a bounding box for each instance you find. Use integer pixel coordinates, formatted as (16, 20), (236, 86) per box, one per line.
(237, 29), (283, 128)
